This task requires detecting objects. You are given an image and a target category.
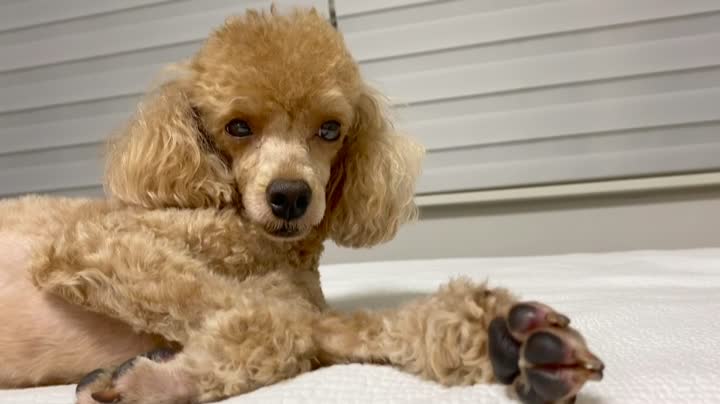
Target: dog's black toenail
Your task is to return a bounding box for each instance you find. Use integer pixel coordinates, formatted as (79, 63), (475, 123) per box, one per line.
(488, 317), (521, 384)
(524, 331), (566, 365)
(112, 348), (178, 381)
(514, 379), (546, 404)
(111, 358), (136, 382)
(111, 357), (137, 381)
(143, 348), (177, 362)
(525, 368), (571, 401)
(76, 368), (105, 393)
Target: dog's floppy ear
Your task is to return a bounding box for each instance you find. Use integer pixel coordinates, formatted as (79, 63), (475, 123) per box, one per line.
(105, 79), (235, 209)
(325, 86), (424, 248)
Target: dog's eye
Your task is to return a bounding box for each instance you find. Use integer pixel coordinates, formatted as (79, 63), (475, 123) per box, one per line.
(225, 119), (252, 138)
(318, 120), (341, 141)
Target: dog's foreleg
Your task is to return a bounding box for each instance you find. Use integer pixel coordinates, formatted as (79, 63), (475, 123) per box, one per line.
(312, 278), (604, 404)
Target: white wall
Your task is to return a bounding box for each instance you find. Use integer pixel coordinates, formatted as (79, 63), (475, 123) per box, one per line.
(323, 185), (720, 264)
(335, 0), (720, 194)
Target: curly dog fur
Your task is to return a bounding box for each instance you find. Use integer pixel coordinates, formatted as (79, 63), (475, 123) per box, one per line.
(0, 7), (602, 404)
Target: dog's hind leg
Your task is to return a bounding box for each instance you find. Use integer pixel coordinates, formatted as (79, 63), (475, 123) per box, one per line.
(76, 272), (320, 404)
(28, 218), (322, 404)
(29, 220), (245, 345)
(0, 231), (157, 388)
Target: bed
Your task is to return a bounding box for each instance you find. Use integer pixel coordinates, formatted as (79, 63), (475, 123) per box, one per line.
(4, 249), (719, 404)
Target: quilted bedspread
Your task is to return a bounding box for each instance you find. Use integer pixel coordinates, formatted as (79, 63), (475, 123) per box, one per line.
(3, 249), (719, 404)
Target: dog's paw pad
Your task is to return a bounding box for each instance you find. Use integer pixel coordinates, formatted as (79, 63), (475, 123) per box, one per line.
(488, 317), (521, 384)
(75, 349), (195, 404)
(507, 302), (570, 339)
(488, 302), (604, 404)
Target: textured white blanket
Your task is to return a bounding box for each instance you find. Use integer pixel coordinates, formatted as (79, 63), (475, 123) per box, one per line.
(4, 249), (719, 404)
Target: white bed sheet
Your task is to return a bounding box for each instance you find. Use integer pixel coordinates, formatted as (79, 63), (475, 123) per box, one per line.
(3, 249), (719, 404)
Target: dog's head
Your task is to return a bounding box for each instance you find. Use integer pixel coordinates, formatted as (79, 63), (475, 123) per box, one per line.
(105, 8), (424, 247)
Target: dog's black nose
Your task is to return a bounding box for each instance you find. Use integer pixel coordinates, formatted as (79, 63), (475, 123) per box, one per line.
(266, 180), (312, 220)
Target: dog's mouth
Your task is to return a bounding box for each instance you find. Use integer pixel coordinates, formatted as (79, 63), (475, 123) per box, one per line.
(263, 223), (305, 241)
(239, 208), (308, 242)
(270, 226), (300, 238)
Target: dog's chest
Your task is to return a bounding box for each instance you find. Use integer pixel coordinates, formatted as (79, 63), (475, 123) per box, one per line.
(181, 212), (324, 279)
(115, 208), (324, 280)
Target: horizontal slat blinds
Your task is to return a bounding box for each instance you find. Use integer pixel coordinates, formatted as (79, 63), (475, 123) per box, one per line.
(335, 0), (720, 194)
(0, 0), (325, 198)
(2, 0), (719, 198)
(0, 0), (175, 32)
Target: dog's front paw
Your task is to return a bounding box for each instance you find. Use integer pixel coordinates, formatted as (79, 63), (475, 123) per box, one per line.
(76, 349), (197, 404)
(488, 302), (604, 404)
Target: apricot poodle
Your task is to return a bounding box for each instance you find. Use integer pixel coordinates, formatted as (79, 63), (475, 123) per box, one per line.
(0, 8), (603, 404)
